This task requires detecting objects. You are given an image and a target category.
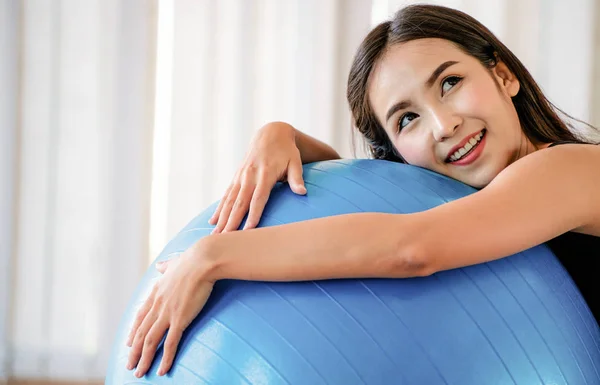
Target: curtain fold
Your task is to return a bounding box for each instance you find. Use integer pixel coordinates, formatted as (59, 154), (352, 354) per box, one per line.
(162, 0), (373, 243)
(0, 0), (19, 380)
(8, 0), (156, 380)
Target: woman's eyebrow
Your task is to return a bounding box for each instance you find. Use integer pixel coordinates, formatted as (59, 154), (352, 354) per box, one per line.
(385, 60), (459, 124)
(426, 60), (459, 88)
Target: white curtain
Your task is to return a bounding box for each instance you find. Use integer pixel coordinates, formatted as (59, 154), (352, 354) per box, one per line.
(2, 0), (371, 381)
(3, 0), (157, 380)
(157, 0), (374, 250)
(0, 0), (19, 380)
(2, 0), (599, 382)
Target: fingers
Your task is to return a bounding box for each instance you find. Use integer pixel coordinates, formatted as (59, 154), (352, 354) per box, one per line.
(287, 156), (306, 195)
(223, 181), (256, 232)
(127, 304), (159, 371)
(126, 287), (157, 347)
(158, 326), (183, 376)
(243, 182), (271, 230)
(155, 260), (169, 274)
(208, 184), (232, 225)
(134, 317), (170, 378)
(125, 253), (214, 378)
(213, 155), (295, 233)
(212, 182), (241, 233)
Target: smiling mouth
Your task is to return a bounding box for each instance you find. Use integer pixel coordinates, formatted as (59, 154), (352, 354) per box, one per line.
(446, 129), (486, 163)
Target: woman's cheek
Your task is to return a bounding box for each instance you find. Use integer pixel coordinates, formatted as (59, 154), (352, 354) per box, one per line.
(395, 138), (430, 167)
(454, 85), (490, 115)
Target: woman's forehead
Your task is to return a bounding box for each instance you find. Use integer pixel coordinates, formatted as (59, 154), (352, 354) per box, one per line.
(374, 39), (467, 86)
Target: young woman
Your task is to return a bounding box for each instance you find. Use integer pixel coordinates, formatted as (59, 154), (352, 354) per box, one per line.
(126, 4), (600, 378)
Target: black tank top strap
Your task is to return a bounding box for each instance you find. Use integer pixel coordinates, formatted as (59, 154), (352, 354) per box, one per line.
(548, 140), (581, 147)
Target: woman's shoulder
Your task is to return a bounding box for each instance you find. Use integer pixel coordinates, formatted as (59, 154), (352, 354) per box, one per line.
(539, 140), (600, 166)
(496, 140), (600, 179)
(547, 140), (599, 147)
(548, 140), (580, 147)
(534, 142), (600, 236)
(516, 140), (599, 167)
(490, 141), (600, 233)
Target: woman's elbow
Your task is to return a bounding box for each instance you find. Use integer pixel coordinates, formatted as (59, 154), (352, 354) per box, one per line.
(389, 242), (434, 278)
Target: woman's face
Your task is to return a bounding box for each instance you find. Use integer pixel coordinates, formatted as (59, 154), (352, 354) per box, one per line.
(369, 38), (536, 188)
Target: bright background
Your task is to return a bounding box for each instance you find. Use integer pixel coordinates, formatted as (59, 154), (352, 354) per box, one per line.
(1, 0), (600, 382)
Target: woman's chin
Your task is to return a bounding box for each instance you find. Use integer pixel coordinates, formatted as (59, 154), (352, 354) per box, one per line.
(435, 162), (498, 189)
(452, 170), (497, 189)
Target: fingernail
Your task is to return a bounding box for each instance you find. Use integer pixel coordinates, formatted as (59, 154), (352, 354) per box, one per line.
(135, 370), (141, 378)
(158, 369), (164, 376)
(126, 363), (132, 370)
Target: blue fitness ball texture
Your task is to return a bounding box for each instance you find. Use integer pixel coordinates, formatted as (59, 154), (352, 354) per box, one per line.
(106, 159), (600, 385)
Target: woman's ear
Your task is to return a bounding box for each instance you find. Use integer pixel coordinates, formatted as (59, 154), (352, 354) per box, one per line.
(493, 61), (520, 97)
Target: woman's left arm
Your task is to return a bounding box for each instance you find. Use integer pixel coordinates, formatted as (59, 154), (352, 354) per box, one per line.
(421, 143), (600, 273)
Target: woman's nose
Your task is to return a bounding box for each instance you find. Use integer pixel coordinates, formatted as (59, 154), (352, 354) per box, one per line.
(430, 106), (461, 142)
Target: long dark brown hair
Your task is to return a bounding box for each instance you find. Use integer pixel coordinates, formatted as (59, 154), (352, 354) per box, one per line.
(347, 4), (596, 162)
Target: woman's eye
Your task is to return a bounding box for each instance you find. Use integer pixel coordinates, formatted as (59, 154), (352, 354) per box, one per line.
(398, 112), (418, 131)
(442, 76), (462, 95)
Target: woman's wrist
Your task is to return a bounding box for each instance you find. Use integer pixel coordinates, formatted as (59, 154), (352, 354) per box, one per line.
(190, 236), (223, 283)
(261, 121), (296, 144)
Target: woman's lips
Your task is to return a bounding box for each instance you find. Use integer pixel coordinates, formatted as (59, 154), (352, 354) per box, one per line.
(446, 129), (487, 166)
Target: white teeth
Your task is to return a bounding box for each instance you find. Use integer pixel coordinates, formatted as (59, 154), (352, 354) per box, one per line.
(449, 130), (484, 162)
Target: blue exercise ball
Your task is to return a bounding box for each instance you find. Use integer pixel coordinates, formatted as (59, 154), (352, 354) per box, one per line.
(106, 159), (600, 385)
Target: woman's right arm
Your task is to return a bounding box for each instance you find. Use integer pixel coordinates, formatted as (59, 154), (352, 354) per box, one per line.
(209, 121), (341, 233)
(288, 123), (342, 164)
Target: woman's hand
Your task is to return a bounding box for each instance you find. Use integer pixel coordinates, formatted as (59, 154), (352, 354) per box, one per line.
(125, 243), (215, 378)
(209, 122), (307, 233)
